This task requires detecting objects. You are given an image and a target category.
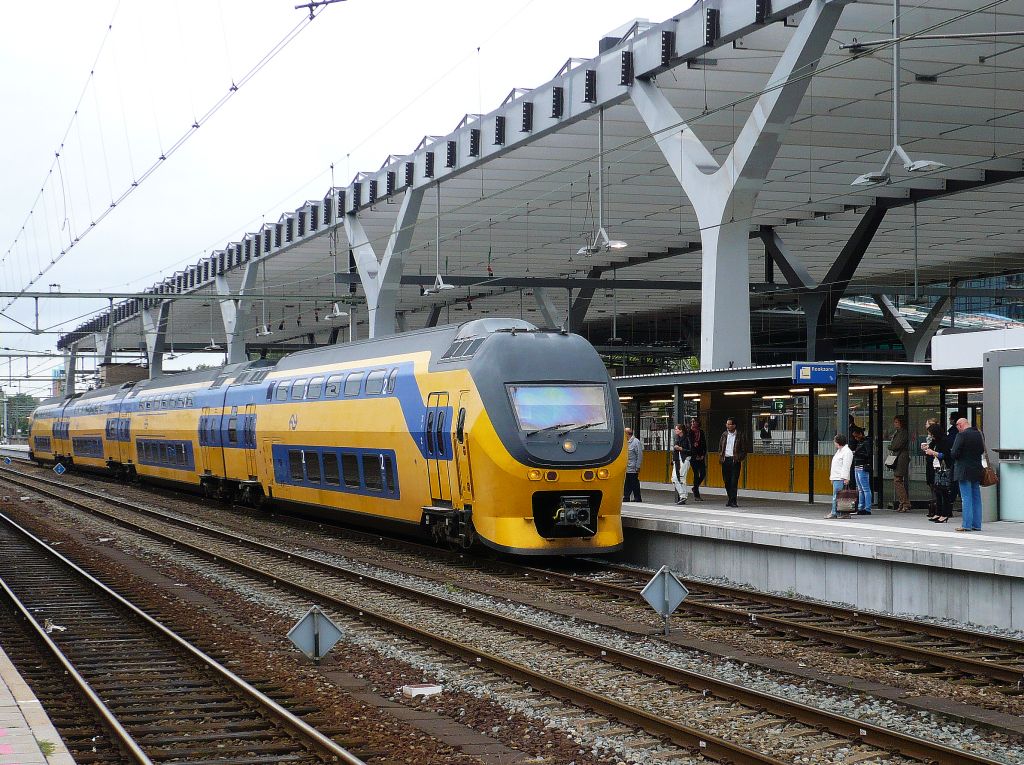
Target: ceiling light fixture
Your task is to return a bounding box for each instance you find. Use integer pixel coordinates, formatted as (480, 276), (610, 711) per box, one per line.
(852, 0), (943, 186)
(578, 108), (628, 255)
(425, 182), (455, 295)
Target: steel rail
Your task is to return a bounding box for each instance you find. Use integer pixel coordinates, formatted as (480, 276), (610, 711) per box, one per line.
(1, 468), (1000, 765)
(0, 571), (155, 765)
(0, 507), (367, 765)
(7, 463), (1023, 686)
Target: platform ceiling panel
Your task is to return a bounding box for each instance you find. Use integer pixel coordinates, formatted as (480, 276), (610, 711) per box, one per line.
(60, 0), (1024, 354)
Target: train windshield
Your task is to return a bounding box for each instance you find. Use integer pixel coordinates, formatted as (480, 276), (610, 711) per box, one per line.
(507, 384), (609, 433)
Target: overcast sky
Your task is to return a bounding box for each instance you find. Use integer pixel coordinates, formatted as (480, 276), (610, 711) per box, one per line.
(0, 0), (694, 396)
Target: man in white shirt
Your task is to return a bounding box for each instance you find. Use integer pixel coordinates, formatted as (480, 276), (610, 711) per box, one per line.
(827, 433), (854, 519)
(717, 418), (747, 507)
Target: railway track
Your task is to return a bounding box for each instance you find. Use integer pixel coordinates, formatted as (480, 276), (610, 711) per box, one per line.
(0, 508), (366, 765)
(0, 465), (1005, 765)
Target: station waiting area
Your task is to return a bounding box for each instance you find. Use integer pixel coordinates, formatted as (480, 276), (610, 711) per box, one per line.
(613, 360), (1015, 519)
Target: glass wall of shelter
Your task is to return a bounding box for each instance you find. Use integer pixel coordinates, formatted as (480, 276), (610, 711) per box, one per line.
(617, 370), (982, 507)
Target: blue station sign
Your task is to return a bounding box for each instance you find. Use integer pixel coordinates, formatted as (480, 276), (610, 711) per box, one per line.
(791, 362), (837, 385)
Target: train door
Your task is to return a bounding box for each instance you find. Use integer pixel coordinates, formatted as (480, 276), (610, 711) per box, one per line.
(424, 392), (453, 505)
(200, 407), (219, 474)
(453, 390), (473, 505)
(243, 404), (258, 479)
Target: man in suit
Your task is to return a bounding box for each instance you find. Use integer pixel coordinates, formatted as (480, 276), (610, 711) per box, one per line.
(718, 418), (747, 508)
(623, 427), (643, 502)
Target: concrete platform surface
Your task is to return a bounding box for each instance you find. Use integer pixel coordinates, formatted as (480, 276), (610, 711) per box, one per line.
(0, 647), (74, 765)
(623, 487), (1024, 579)
(620, 485), (1024, 628)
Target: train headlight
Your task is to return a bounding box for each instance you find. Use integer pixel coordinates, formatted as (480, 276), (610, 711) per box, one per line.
(596, 468), (610, 479)
(527, 469), (543, 481)
(545, 471), (558, 482)
(561, 439), (576, 454)
(582, 470), (595, 481)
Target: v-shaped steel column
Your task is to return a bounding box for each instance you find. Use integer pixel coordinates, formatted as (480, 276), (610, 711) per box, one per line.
(215, 261), (260, 364)
(140, 301), (170, 379)
(631, 0), (850, 369)
(873, 289), (955, 362)
(343, 188), (424, 338)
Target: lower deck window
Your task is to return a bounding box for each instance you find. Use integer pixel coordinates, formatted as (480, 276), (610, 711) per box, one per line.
(288, 450), (304, 481)
(323, 453), (340, 485)
(362, 454), (382, 491)
(304, 451), (321, 483)
(341, 453), (360, 488)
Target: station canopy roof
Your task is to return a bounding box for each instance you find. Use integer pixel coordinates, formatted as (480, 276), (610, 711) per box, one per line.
(59, 0), (1024, 359)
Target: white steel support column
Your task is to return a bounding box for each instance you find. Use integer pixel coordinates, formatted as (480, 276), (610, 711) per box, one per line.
(215, 262), (259, 364)
(533, 288), (562, 330)
(141, 301), (170, 379)
(343, 188), (424, 338)
(93, 326), (113, 366)
(631, 0), (849, 369)
(63, 347), (77, 397)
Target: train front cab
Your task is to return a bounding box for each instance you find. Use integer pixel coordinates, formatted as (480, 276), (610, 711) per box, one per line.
(425, 327), (626, 556)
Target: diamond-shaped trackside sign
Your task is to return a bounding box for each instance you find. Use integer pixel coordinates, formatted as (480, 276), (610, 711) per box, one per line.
(53, 463), (66, 476)
(640, 565), (688, 618)
(287, 606), (343, 661)
(2, 457), (11, 465)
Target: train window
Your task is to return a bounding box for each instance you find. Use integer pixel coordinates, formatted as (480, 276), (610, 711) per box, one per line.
(467, 338), (485, 355)
(186, 394), (194, 407)
(426, 412), (435, 455)
(385, 368), (398, 394)
(304, 451), (321, 483)
(382, 454), (395, 493)
(291, 379), (307, 400)
(227, 417), (238, 444)
(436, 411), (447, 458)
(307, 377), (324, 399)
(288, 450), (305, 481)
(344, 372), (363, 397)
(322, 453), (340, 485)
(276, 383), (290, 402)
(177, 395), (185, 408)
(341, 453), (360, 488)
(324, 375), (343, 398)
(266, 383), (275, 401)
(362, 454), (383, 491)
(365, 370), (386, 395)
(456, 408), (466, 444)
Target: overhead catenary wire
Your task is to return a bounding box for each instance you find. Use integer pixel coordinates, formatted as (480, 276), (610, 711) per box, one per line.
(0, 2), (335, 314)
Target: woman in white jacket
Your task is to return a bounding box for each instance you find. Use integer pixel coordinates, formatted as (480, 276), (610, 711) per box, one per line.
(827, 434), (854, 519)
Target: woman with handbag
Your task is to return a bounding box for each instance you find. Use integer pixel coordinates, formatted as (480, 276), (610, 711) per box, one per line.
(887, 415), (912, 512)
(922, 423), (953, 523)
(950, 418), (986, 531)
(826, 434), (855, 519)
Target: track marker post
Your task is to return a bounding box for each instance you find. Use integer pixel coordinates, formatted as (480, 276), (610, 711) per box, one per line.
(640, 565), (688, 636)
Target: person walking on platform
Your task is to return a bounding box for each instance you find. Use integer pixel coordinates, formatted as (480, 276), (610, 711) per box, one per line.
(950, 418), (985, 531)
(670, 423), (691, 505)
(888, 415), (911, 512)
(827, 434), (854, 519)
(688, 418), (707, 501)
(718, 418), (746, 508)
(922, 423), (953, 523)
(623, 427), (643, 503)
(851, 427), (873, 514)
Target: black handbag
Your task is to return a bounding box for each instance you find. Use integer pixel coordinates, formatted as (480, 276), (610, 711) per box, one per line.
(934, 467), (951, 489)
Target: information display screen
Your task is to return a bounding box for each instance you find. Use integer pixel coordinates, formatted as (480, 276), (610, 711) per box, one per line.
(507, 385), (609, 433)
(1000, 366), (1024, 450)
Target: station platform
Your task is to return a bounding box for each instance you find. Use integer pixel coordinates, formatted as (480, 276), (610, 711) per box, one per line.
(619, 484), (1024, 630)
(0, 647), (74, 765)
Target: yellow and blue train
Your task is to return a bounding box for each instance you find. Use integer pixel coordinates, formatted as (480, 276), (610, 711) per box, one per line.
(29, 319), (625, 555)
